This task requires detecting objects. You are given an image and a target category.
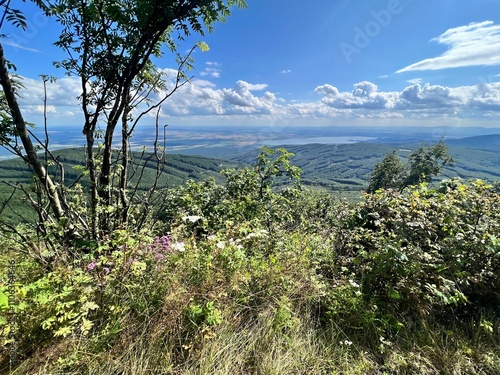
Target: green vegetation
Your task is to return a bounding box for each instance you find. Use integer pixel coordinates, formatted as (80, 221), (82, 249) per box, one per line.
(367, 141), (453, 193)
(231, 140), (500, 192)
(0, 2), (498, 374)
(0, 148), (240, 225)
(1, 0), (247, 245)
(1, 147), (499, 374)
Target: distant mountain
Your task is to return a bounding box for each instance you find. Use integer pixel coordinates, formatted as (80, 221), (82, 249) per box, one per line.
(445, 134), (500, 151)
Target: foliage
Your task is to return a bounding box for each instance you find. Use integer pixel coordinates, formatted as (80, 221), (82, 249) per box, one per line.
(336, 180), (500, 325)
(44, 0), (247, 238)
(404, 140), (454, 187)
(0, 0), (247, 250)
(367, 141), (454, 193)
(159, 146), (302, 235)
(0, 148), (499, 374)
(366, 150), (406, 192)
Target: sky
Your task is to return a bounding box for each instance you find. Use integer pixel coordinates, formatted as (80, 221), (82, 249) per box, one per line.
(2, 0), (500, 130)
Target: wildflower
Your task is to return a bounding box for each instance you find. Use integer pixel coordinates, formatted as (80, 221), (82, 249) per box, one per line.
(182, 215), (202, 223)
(216, 241), (225, 249)
(349, 279), (360, 288)
(148, 235), (172, 254)
(245, 229), (268, 240)
(171, 241), (186, 252)
(87, 261), (97, 271)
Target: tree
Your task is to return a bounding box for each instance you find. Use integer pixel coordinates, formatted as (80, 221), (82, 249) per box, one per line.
(366, 150), (406, 193)
(404, 140), (454, 187)
(0, 0), (246, 246)
(367, 141), (454, 193)
(0, 1), (74, 247)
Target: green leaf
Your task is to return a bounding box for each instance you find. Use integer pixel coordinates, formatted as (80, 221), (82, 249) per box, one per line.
(388, 289), (401, 300)
(54, 326), (73, 337)
(196, 41), (210, 52)
(0, 289), (9, 310)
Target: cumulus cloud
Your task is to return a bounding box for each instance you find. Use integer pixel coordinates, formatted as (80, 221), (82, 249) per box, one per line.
(312, 80), (500, 119)
(35, 105), (57, 113)
(407, 78), (423, 85)
(200, 68), (221, 78)
(15, 70), (500, 127)
(148, 78), (284, 117)
(397, 21), (500, 73)
(315, 81), (396, 110)
(221, 81), (278, 114)
(19, 76), (81, 108)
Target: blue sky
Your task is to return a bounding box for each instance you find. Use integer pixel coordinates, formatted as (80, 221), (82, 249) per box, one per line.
(3, 0), (500, 129)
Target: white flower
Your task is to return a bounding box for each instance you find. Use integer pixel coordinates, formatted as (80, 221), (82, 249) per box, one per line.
(171, 242), (186, 252)
(349, 280), (360, 288)
(182, 215), (202, 223)
(216, 241), (225, 249)
(340, 340), (353, 346)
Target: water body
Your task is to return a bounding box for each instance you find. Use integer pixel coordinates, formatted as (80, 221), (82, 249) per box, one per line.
(264, 136), (376, 146)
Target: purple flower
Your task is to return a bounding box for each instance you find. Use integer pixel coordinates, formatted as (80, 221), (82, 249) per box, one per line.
(87, 261), (97, 271)
(148, 235), (172, 253)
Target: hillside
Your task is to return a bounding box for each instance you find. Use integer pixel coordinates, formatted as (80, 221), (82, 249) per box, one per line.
(445, 134), (500, 151)
(2, 140), (499, 223)
(230, 141), (500, 190)
(0, 148), (241, 223)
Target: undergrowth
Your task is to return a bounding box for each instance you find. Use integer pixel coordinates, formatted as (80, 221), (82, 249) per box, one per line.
(0, 148), (499, 374)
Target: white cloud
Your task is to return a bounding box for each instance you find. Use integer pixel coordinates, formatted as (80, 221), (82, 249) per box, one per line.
(397, 21), (500, 73)
(200, 68), (221, 78)
(280, 69), (292, 74)
(19, 76), (81, 108)
(315, 81), (397, 110)
(15, 71), (500, 127)
(2, 40), (42, 53)
(35, 105), (57, 113)
(406, 78), (422, 85)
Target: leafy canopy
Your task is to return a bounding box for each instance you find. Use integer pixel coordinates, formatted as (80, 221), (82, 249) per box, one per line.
(367, 141), (453, 193)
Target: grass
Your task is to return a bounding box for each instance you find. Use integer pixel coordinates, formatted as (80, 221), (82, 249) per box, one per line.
(12, 309), (500, 374)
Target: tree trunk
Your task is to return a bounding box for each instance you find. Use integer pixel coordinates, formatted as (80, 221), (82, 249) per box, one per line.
(0, 42), (66, 222)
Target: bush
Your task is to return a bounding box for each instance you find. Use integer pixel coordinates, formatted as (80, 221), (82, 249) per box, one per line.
(335, 180), (500, 327)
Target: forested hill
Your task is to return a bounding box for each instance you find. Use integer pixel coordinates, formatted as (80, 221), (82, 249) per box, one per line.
(0, 147), (241, 188)
(444, 134), (500, 151)
(1, 141), (499, 195)
(229, 141), (500, 190)
(0, 148), (241, 223)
